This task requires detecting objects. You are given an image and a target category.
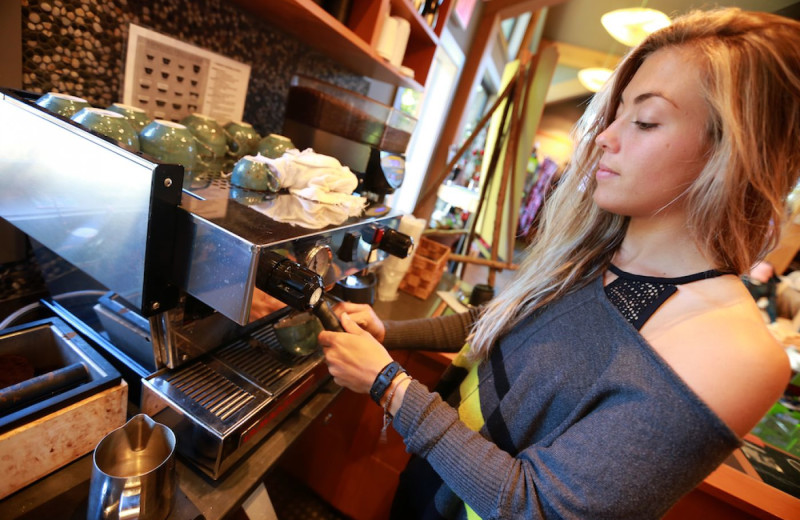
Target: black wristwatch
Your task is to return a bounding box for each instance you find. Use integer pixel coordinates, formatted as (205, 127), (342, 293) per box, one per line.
(370, 361), (406, 405)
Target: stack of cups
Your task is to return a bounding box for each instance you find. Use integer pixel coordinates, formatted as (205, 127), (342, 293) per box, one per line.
(377, 215), (426, 301)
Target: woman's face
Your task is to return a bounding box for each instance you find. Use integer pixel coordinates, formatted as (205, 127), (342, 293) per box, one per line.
(593, 46), (711, 219)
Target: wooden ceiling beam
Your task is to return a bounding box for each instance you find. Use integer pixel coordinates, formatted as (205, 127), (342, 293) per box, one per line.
(543, 39), (625, 70)
(484, 0), (566, 20)
(545, 77), (589, 104)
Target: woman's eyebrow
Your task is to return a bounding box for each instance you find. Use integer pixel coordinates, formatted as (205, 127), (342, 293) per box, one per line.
(633, 91), (678, 108)
(618, 91), (678, 108)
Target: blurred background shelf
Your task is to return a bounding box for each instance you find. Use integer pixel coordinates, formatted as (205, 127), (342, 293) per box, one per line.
(230, 0), (454, 89)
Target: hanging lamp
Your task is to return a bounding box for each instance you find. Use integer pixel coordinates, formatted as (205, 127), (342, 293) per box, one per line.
(578, 5), (671, 93)
(578, 67), (613, 93)
(601, 7), (671, 47)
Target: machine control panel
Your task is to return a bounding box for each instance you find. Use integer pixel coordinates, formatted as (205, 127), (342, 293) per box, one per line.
(337, 231), (361, 262)
(362, 224), (413, 259)
(377, 227), (414, 258)
(362, 224), (384, 246)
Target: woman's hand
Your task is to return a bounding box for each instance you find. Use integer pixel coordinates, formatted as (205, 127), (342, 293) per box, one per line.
(330, 302), (386, 343)
(318, 312), (393, 393)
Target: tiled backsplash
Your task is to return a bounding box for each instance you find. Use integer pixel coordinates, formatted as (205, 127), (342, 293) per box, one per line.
(20, 0), (369, 136)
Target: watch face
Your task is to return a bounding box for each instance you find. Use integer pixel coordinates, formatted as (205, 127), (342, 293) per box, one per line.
(305, 244), (333, 277)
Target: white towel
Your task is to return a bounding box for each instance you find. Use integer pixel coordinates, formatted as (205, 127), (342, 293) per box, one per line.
(256, 148), (360, 195)
(253, 193), (365, 229)
(249, 148), (366, 228)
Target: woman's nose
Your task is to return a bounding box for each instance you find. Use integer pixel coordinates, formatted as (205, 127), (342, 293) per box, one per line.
(595, 124), (618, 152)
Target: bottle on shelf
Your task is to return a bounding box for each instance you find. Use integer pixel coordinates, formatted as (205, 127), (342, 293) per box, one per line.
(419, 0), (443, 28)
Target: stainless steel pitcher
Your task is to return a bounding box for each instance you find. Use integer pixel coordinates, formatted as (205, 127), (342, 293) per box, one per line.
(87, 414), (176, 520)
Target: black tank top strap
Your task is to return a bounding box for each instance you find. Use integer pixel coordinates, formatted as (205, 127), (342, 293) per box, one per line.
(607, 264), (729, 285)
(604, 264), (730, 331)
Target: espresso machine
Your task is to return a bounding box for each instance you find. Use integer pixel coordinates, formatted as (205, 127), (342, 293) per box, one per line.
(0, 87), (413, 480)
(282, 75), (416, 202)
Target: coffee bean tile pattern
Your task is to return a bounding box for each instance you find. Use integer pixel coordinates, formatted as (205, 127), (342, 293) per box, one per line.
(20, 0), (370, 137)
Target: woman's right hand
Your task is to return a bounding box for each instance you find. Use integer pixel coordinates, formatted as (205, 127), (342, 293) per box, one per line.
(331, 301), (385, 343)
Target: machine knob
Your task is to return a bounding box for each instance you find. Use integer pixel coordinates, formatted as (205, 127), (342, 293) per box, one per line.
(337, 231), (361, 262)
(256, 250), (324, 311)
(376, 228), (414, 259)
(361, 224), (384, 246)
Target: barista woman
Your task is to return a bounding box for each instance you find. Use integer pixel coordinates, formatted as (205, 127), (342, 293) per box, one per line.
(318, 8), (800, 519)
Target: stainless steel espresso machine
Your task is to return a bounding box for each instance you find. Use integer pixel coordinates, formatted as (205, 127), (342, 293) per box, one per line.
(0, 87), (414, 480)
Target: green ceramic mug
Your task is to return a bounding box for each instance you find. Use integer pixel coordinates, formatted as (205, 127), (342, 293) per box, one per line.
(106, 103), (152, 133)
(139, 120), (197, 171)
(180, 113), (228, 170)
(257, 133), (295, 159)
(230, 155), (280, 192)
(35, 92), (91, 118)
(273, 312), (324, 357)
(224, 120), (261, 158)
(71, 107), (140, 151)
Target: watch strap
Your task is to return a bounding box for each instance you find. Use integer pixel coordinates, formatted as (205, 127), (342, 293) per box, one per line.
(370, 361), (405, 404)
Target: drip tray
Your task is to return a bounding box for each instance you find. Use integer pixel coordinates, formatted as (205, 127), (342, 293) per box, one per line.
(141, 320), (330, 480)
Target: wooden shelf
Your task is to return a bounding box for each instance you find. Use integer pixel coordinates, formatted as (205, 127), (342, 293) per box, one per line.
(390, 0), (438, 44)
(231, 0), (424, 90)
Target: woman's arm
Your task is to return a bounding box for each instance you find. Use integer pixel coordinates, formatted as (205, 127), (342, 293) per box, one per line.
(331, 301), (480, 352)
(391, 378), (737, 520)
(383, 308), (480, 352)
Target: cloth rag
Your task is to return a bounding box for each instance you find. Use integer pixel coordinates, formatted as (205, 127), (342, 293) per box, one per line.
(249, 149), (366, 228)
(258, 148), (359, 195)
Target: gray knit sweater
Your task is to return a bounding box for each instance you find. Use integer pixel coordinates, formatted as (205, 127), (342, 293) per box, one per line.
(383, 275), (740, 519)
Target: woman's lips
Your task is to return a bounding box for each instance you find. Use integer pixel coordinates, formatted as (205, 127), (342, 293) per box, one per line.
(596, 164), (619, 181)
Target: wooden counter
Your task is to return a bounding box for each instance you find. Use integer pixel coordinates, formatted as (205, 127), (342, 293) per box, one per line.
(665, 437), (800, 520)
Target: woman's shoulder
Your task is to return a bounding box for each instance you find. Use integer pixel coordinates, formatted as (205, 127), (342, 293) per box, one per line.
(644, 274), (791, 437)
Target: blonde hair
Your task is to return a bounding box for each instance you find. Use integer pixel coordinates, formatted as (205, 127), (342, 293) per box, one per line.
(468, 8), (800, 359)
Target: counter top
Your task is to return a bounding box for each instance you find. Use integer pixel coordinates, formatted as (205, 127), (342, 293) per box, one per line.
(0, 272), (460, 520)
(0, 379), (342, 520)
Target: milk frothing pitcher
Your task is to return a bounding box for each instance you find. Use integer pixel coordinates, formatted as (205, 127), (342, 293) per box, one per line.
(87, 414), (176, 520)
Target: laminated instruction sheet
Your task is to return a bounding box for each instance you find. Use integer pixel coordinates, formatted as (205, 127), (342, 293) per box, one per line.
(123, 23), (250, 124)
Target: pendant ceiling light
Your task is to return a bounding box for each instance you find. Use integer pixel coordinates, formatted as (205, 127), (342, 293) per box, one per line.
(578, 6), (671, 93)
(578, 67), (614, 93)
(601, 8), (671, 47)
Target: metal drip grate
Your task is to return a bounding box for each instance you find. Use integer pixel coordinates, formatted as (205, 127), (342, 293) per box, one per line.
(164, 362), (254, 422)
(216, 336), (292, 391)
(251, 325), (280, 349)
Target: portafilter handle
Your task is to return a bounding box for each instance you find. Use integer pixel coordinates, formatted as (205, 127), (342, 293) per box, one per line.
(256, 250), (324, 311)
(313, 296), (344, 332)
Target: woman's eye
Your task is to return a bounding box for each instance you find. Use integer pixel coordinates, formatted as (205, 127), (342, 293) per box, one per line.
(634, 121), (658, 130)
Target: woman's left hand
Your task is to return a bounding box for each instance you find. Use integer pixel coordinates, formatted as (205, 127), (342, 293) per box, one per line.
(317, 312), (394, 393)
